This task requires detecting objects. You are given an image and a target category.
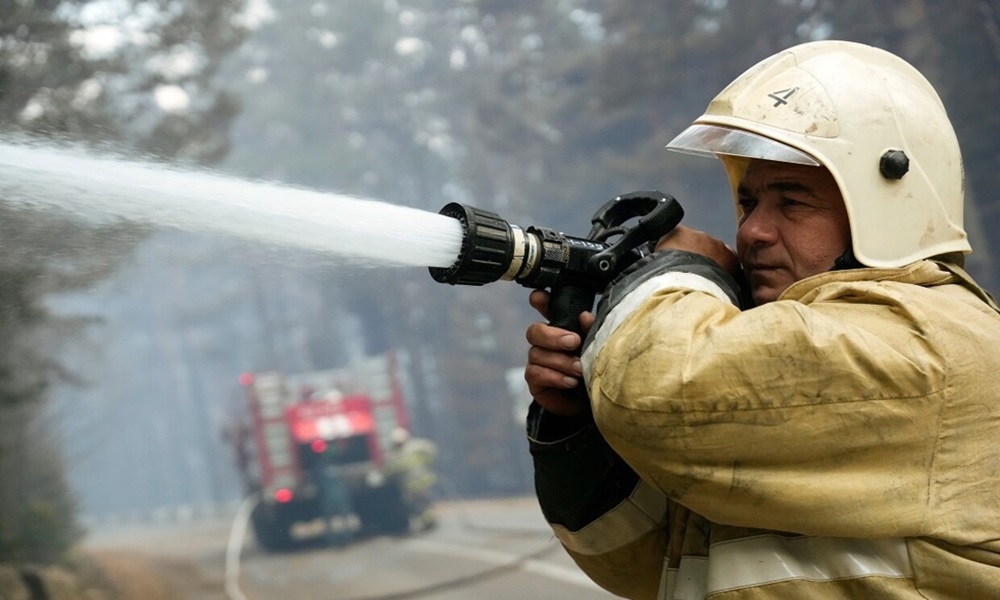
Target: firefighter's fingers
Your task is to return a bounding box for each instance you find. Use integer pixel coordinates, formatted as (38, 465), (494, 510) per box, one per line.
(527, 386), (588, 416)
(525, 361), (579, 389)
(525, 341), (584, 415)
(524, 319), (589, 417)
(525, 320), (581, 352)
(525, 360), (586, 417)
(527, 345), (583, 379)
(529, 289), (550, 319)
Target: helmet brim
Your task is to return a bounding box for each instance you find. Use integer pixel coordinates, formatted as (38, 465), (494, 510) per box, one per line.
(666, 124), (819, 166)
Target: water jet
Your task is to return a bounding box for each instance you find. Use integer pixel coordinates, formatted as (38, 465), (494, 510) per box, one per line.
(0, 139), (464, 270)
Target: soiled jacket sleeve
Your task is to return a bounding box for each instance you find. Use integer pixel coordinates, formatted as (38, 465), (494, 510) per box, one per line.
(580, 251), (971, 540)
(526, 251), (740, 599)
(527, 402), (670, 599)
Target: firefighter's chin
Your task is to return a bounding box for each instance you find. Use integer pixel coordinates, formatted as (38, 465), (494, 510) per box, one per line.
(366, 470), (386, 487)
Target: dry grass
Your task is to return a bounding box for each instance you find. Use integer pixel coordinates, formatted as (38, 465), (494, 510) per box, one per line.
(78, 551), (226, 600)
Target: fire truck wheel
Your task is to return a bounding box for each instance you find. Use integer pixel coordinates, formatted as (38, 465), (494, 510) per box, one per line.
(251, 503), (296, 551)
(354, 482), (411, 536)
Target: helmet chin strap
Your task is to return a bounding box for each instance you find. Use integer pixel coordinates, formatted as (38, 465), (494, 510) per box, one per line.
(832, 247), (865, 271)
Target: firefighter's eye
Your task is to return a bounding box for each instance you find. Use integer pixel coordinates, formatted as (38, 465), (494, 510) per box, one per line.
(738, 197), (756, 213)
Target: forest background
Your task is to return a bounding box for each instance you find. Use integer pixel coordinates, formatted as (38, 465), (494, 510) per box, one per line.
(1, 0), (998, 565)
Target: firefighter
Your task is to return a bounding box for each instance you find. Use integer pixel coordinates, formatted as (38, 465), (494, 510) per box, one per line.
(523, 40), (1000, 598)
(385, 427), (438, 530)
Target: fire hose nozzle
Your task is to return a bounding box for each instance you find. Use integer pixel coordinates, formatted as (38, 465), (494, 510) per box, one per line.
(428, 202), (525, 286)
(429, 191), (684, 333)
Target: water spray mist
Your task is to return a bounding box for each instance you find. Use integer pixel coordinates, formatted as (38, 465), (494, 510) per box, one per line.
(0, 140), (464, 269)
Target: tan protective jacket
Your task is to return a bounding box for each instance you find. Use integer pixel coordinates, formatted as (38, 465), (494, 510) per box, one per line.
(550, 259), (1000, 599)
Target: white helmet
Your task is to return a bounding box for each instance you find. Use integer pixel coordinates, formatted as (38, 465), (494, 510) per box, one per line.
(390, 427), (410, 448)
(667, 40), (970, 268)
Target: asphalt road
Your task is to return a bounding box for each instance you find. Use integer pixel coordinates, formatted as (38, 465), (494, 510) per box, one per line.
(84, 496), (618, 600)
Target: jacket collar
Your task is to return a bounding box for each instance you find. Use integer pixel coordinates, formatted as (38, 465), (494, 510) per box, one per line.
(778, 260), (960, 303)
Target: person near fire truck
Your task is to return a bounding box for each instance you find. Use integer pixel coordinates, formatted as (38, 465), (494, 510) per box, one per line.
(522, 40), (1000, 599)
(386, 427), (438, 530)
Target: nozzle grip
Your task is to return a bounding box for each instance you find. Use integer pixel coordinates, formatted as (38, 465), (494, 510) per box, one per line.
(547, 284), (594, 409)
(547, 284), (595, 337)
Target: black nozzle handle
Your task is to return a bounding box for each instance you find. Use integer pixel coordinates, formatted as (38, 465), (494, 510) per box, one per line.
(547, 284), (596, 337)
(636, 196), (684, 240)
(547, 284), (594, 407)
(588, 195), (684, 275)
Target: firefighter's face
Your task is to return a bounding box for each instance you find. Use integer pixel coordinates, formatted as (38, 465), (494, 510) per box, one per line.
(735, 160), (851, 305)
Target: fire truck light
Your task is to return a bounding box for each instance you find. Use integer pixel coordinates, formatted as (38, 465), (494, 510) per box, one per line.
(239, 372), (254, 386)
(310, 439), (328, 453)
(274, 488), (294, 503)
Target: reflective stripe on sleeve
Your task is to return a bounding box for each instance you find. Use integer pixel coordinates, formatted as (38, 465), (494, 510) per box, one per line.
(550, 479), (668, 556)
(660, 535), (913, 599)
(581, 272), (734, 380)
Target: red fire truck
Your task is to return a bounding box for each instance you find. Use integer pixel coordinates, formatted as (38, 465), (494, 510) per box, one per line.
(231, 353), (424, 550)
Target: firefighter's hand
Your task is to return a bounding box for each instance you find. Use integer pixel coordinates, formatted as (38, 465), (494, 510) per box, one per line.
(524, 289), (595, 417)
(655, 225), (741, 278)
